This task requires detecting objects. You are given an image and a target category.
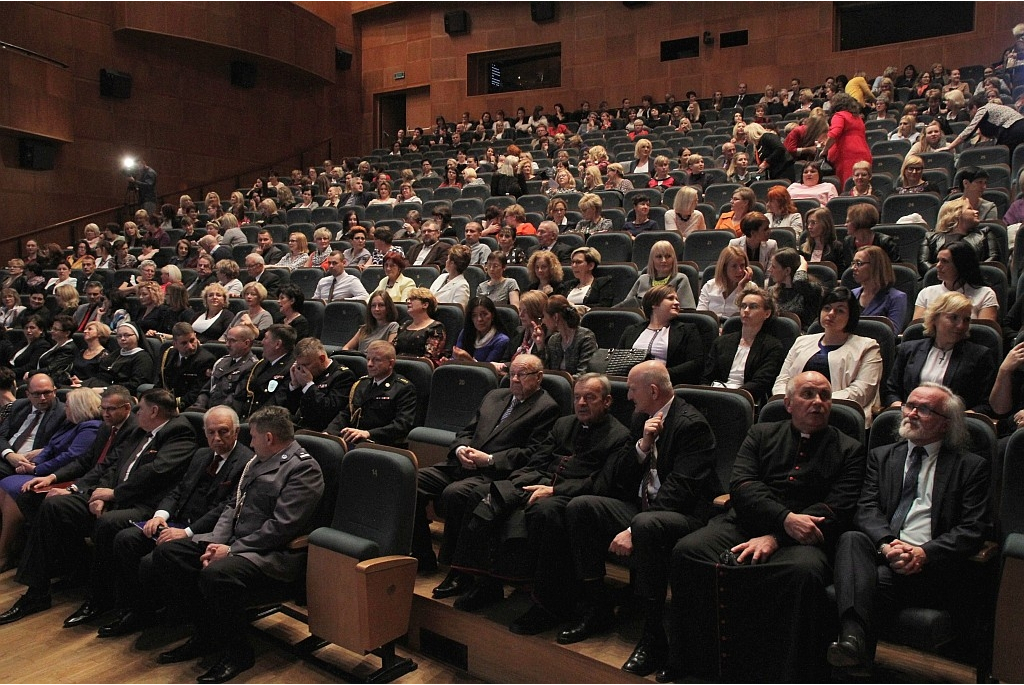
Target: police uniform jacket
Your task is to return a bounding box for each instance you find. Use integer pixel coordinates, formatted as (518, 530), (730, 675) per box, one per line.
(195, 440), (324, 582)
(159, 344), (217, 410)
(325, 372), (418, 447)
(287, 360), (354, 432)
(188, 352), (259, 414)
(241, 352), (295, 418)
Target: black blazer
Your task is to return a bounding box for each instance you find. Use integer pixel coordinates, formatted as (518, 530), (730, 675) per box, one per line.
(562, 275), (616, 308)
(59, 414), (139, 486)
(10, 339), (50, 379)
(36, 340), (77, 386)
(527, 242), (574, 265)
(883, 337), (995, 412)
(618, 319), (704, 385)
(449, 388), (561, 474)
(189, 308), (233, 343)
(244, 269), (282, 298)
(134, 304), (176, 336)
(703, 329), (786, 406)
(157, 441), (253, 535)
(755, 132), (795, 181)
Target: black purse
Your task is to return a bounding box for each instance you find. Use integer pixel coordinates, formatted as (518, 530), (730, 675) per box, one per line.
(587, 328), (661, 376)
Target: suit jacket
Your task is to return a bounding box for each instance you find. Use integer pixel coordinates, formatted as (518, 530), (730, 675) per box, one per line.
(159, 344), (218, 410)
(703, 329), (786, 406)
(62, 415), (138, 486)
(545, 326), (599, 376)
(339, 191), (374, 208)
(286, 360), (355, 431)
(884, 337), (995, 412)
(186, 273), (218, 298)
(405, 241), (451, 270)
(158, 441), (253, 534)
(448, 388), (560, 475)
(326, 372), (419, 447)
(618, 319), (704, 385)
(72, 302), (112, 328)
(195, 440), (324, 582)
(36, 340), (77, 386)
(562, 275), (616, 308)
(77, 271), (113, 294)
(632, 397), (720, 520)
(11, 339), (50, 379)
(0, 398), (70, 455)
(95, 415), (198, 511)
(527, 241), (574, 265)
(244, 269), (282, 298)
(855, 441), (989, 565)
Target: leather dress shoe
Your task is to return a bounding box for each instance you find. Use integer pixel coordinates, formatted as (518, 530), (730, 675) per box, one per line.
(432, 570), (470, 599)
(557, 603), (614, 644)
(97, 610), (155, 638)
(63, 599), (112, 628)
(452, 579), (503, 612)
(509, 603), (560, 635)
(158, 637), (216, 664)
(196, 652), (255, 684)
(654, 665), (681, 683)
(827, 632), (869, 669)
(0, 593), (51, 625)
(622, 632), (667, 676)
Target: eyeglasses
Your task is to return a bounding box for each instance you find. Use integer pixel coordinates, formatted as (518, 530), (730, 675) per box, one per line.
(905, 166), (924, 172)
(851, 260), (868, 268)
(510, 370), (540, 379)
(116, 332), (137, 339)
(902, 401), (947, 419)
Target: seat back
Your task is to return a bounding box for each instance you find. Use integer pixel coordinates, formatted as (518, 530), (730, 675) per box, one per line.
(580, 307), (645, 348)
(394, 356), (433, 427)
(760, 397), (866, 445)
(675, 385), (754, 491)
(676, 310), (720, 353)
(289, 268), (325, 298)
(632, 231), (684, 269)
(869, 408), (996, 465)
(881, 193), (941, 227)
(827, 196), (880, 226)
(721, 314), (801, 351)
(331, 351), (367, 379)
(683, 230), (734, 269)
(597, 262), (641, 304)
(423, 362), (498, 432)
(294, 431), (349, 534)
(875, 223), (927, 267)
(322, 301), (368, 349)
(499, 369), (575, 416)
(585, 232), (633, 263)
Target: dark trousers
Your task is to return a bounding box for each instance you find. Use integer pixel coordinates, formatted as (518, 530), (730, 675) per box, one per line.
(414, 463), (491, 565)
(631, 510), (703, 600)
(111, 526), (160, 613)
(565, 495), (637, 582)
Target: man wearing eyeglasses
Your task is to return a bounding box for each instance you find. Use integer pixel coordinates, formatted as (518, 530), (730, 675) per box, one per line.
(405, 220), (451, 270)
(0, 373), (70, 479)
(828, 382), (989, 673)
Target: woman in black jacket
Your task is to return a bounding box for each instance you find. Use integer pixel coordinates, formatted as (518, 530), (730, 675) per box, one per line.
(618, 285), (704, 385)
(35, 315), (77, 386)
(563, 247), (616, 310)
(10, 316), (50, 381)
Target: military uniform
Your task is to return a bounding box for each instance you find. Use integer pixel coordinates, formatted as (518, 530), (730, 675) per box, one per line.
(239, 352), (295, 418)
(286, 360), (354, 432)
(158, 344), (217, 411)
(325, 372), (418, 447)
(186, 352), (258, 415)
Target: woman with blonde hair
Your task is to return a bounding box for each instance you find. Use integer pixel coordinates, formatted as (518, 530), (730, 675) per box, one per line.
(548, 168), (577, 196)
(664, 186), (706, 237)
(223, 282), (272, 339)
(630, 138), (654, 176)
(921, 196), (995, 270)
(586, 145), (610, 174)
(572, 193), (613, 237)
(895, 154), (939, 194)
(908, 121), (945, 156)
(52, 284), (80, 319)
(746, 121), (796, 181)
(618, 239), (696, 308)
(274, 232), (311, 270)
(191, 282), (233, 342)
(698, 245), (753, 320)
(581, 165), (603, 193)
(135, 281), (174, 336)
(309, 227), (333, 268)
(525, 250), (565, 296)
(604, 162), (634, 192)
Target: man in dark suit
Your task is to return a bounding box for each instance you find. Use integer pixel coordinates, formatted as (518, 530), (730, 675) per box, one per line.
(527, 221), (574, 264)
(242, 253), (282, 298)
(414, 353), (559, 583)
(147, 406), (323, 684)
(559, 363), (719, 672)
(727, 82), (751, 110)
(282, 338), (354, 432)
(828, 383), (989, 671)
(253, 229), (285, 266)
(326, 340), (418, 448)
(339, 176), (373, 208)
(73, 281), (113, 331)
(158, 322), (218, 411)
(0, 373), (70, 479)
(186, 254), (217, 298)
(76, 255), (112, 294)
(0, 389), (197, 626)
(98, 406), (252, 638)
(405, 220), (451, 269)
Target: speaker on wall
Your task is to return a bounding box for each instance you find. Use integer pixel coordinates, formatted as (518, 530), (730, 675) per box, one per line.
(444, 10), (469, 35)
(335, 48), (353, 71)
(19, 139), (57, 170)
(230, 61), (257, 88)
(531, 2), (556, 23)
(100, 69), (132, 99)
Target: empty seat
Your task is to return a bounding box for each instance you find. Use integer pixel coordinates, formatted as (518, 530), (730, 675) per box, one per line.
(580, 307), (645, 348)
(881, 193), (941, 227)
(321, 301), (367, 350)
(311, 207), (339, 225)
(957, 145), (1010, 169)
(286, 207), (312, 225)
(683, 230), (734, 269)
(586, 232), (633, 263)
(406, 362), (499, 465)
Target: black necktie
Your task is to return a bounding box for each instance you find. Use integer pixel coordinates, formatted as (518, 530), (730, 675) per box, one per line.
(206, 453), (224, 477)
(891, 446), (925, 533)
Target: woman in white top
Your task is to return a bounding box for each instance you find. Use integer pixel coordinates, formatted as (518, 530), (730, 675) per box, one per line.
(787, 163), (838, 207)
(889, 114), (920, 144)
(630, 138), (654, 176)
(190, 283), (233, 342)
(772, 287), (883, 425)
(698, 245), (753, 320)
(764, 185), (803, 232)
(45, 263), (77, 295)
(0, 289), (24, 330)
(618, 240), (696, 309)
(913, 242), (998, 321)
(429, 245), (471, 307)
(664, 186), (706, 238)
(214, 260), (243, 297)
(368, 180), (397, 207)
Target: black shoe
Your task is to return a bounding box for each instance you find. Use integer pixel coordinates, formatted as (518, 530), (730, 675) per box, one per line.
(654, 665), (680, 683)
(63, 599), (112, 628)
(196, 652), (255, 684)
(97, 610), (155, 638)
(622, 631), (667, 676)
(827, 632), (869, 669)
(453, 579), (503, 612)
(0, 593), (51, 625)
(557, 602), (615, 644)
(432, 570), (470, 599)
(158, 637), (216, 664)
(509, 603), (560, 635)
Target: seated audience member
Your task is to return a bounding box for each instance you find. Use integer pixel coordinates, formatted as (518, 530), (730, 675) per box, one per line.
(844, 160), (880, 198)
(850, 245), (907, 332)
(156, 322), (217, 411)
(98, 406), (252, 639)
(430, 245), (472, 307)
(945, 166), (998, 222)
(730, 211), (778, 266)
(186, 255), (217, 298)
(664, 186), (706, 238)
(773, 287), (883, 423)
(703, 284), (786, 406)
(464, 221), (492, 267)
(0, 288), (24, 330)
(145, 406), (322, 684)
(376, 250), (416, 303)
(134, 282), (175, 337)
(450, 296), (510, 364)
(604, 163), (635, 193)
(841, 202), (900, 270)
(618, 286), (703, 385)
(764, 185), (803, 232)
(827, 383), (988, 674)
(571, 193), (613, 237)
(312, 253), (369, 303)
(15, 290), (51, 330)
(767, 248), (822, 331)
(476, 251), (521, 307)
(34, 315), (77, 386)
(281, 337), (354, 433)
(237, 323), (297, 419)
(787, 162), (838, 206)
(0, 389), (196, 628)
(525, 248), (567, 298)
(624, 196), (659, 236)
(342, 226), (372, 269)
(394, 288), (446, 363)
(563, 246), (616, 311)
(242, 253), (281, 299)
(274, 232), (311, 271)
(799, 207), (846, 271)
(325, 340), (417, 448)
(504, 204), (537, 236)
(495, 226), (527, 266)
(885, 292), (994, 412)
(81, 323), (155, 397)
(186, 325), (258, 414)
(345, 290), (399, 352)
(895, 154), (940, 195)
(698, 246), (753, 321)
(682, 154), (711, 196)
(190, 283), (233, 343)
(661, 372), (864, 682)
(252, 229), (285, 266)
(406, 220), (451, 269)
(715, 187), (756, 237)
(0, 373), (70, 483)
(922, 197), (999, 272)
(913, 242), (998, 322)
(528, 220), (573, 264)
(619, 240), (696, 309)
(214, 259), (243, 297)
(533, 295), (599, 376)
(71, 322), (112, 386)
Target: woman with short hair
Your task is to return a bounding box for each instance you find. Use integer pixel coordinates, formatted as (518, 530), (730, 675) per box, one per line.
(531, 295), (598, 375)
(572, 193), (612, 237)
(430, 245), (472, 306)
(223, 282), (272, 339)
(394, 287), (447, 363)
(617, 285), (704, 384)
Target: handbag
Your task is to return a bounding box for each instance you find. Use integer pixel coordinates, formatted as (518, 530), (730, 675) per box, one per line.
(587, 328), (661, 376)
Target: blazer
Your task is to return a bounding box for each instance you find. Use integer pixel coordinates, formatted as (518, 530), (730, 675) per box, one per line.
(159, 344), (218, 410)
(544, 326), (599, 376)
(244, 269), (282, 298)
(703, 329), (786, 406)
(285, 360), (355, 432)
(729, 236), (778, 267)
(0, 398), (70, 456)
(10, 339), (50, 379)
(884, 337), (995, 412)
(526, 242), (574, 265)
(853, 286), (907, 332)
(62, 414), (139, 486)
(325, 372), (418, 447)
(157, 441), (253, 535)
(406, 241), (451, 270)
(856, 441), (989, 565)
(449, 388), (561, 474)
(36, 340), (77, 386)
(29, 419), (102, 477)
(618, 319), (704, 385)
(562, 275), (616, 308)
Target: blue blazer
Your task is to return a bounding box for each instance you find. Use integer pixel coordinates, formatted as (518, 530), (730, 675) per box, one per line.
(884, 337), (995, 411)
(30, 419), (102, 476)
(853, 285), (907, 332)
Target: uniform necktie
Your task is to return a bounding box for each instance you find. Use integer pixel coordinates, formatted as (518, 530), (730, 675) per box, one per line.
(890, 446), (925, 533)
(96, 425), (119, 465)
(12, 411), (42, 453)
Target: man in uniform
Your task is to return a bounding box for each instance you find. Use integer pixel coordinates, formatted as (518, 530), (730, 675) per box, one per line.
(149, 406), (323, 684)
(325, 340), (417, 448)
(241, 324), (296, 417)
(284, 338), (354, 432)
(158, 322), (217, 411)
(186, 326), (258, 416)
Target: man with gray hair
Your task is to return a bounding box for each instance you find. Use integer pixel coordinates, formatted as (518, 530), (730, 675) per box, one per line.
(243, 252), (281, 298)
(828, 382), (989, 673)
(527, 220), (573, 263)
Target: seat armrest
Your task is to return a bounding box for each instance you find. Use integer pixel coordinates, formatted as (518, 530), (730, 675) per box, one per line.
(288, 535), (309, 550)
(713, 493), (731, 508)
(1002, 533), (1024, 560)
(971, 540), (999, 563)
(355, 555), (418, 574)
(309, 527), (380, 561)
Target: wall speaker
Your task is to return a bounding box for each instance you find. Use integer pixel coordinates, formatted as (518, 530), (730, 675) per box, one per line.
(19, 139), (57, 170)
(335, 48), (353, 71)
(230, 61), (257, 88)
(531, 2), (556, 23)
(444, 10), (469, 35)
(99, 69), (132, 99)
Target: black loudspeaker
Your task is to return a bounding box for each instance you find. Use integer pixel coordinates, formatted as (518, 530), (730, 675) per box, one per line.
(18, 139), (57, 170)
(230, 61), (257, 88)
(531, 2), (556, 23)
(444, 10), (469, 35)
(99, 69), (132, 99)
(335, 48), (352, 71)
